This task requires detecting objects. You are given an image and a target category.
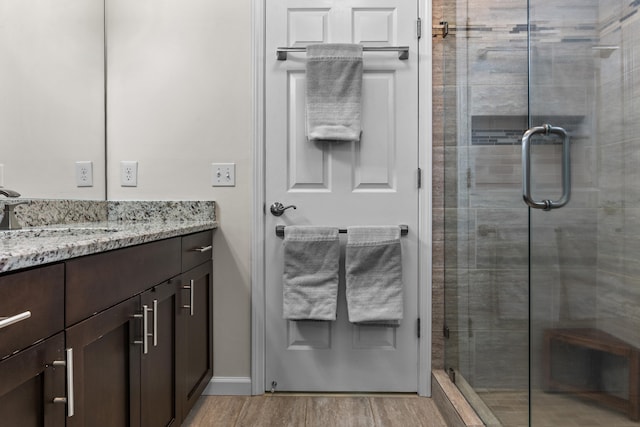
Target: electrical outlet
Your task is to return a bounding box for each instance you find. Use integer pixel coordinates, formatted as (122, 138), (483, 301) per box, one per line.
(120, 161), (138, 187)
(75, 161), (93, 187)
(211, 163), (236, 187)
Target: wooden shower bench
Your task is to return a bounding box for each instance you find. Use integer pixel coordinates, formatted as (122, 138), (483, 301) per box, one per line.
(543, 328), (640, 420)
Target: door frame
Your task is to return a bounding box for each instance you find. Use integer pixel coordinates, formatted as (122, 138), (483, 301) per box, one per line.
(251, 0), (433, 396)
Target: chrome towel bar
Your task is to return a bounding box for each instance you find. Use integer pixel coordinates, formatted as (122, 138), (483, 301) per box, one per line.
(276, 46), (410, 61)
(275, 225), (409, 238)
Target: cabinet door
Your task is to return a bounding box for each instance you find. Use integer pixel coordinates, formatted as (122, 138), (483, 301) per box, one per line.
(0, 333), (66, 427)
(140, 279), (180, 427)
(178, 260), (213, 418)
(65, 297), (141, 427)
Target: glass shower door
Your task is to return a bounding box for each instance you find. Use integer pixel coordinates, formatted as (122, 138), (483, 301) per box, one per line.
(528, 0), (640, 425)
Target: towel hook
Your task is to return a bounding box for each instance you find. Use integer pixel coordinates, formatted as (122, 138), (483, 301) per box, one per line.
(270, 202), (297, 217)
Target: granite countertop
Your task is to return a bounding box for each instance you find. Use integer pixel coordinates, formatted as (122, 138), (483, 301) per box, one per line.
(0, 200), (217, 273)
(0, 220), (217, 273)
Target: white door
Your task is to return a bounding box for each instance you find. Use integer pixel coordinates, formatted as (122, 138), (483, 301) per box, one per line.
(264, 0), (420, 392)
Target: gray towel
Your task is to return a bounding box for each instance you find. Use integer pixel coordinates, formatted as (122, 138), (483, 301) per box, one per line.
(305, 43), (363, 142)
(283, 226), (340, 320)
(345, 226), (403, 323)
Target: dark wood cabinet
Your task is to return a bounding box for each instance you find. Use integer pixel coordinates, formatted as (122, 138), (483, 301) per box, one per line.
(0, 263), (66, 426)
(65, 238), (181, 327)
(65, 296), (142, 427)
(140, 279), (180, 427)
(178, 260), (213, 419)
(0, 264), (64, 359)
(0, 228), (213, 427)
(0, 333), (66, 427)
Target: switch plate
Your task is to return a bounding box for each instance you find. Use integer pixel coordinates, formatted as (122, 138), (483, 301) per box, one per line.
(211, 163), (236, 187)
(75, 161), (93, 187)
(120, 161), (138, 187)
(0, 164), (4, 187)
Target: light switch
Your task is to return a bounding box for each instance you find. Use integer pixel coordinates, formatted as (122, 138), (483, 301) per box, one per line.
(211, 163), (236, 187)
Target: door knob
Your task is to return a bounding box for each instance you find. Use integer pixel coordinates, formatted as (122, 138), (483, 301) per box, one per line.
(270, 202), (297, 216)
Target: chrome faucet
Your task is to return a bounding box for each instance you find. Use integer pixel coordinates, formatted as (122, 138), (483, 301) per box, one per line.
(0, 189), (25, 230)
(0, 188), (20, 198)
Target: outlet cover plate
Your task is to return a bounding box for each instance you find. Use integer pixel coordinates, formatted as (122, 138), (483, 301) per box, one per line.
(211, 163), (236, 187)
(75, 161), (93, 187)
(120, 161), (138, 187)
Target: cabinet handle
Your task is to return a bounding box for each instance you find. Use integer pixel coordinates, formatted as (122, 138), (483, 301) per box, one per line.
(191, 245), (212, 253)
(0, 310), (31, 329)
(133, 305), (150, 354)
(152, 299), (158, 347)
(182, 279), (195, 316)
(53, 348), (75, 417)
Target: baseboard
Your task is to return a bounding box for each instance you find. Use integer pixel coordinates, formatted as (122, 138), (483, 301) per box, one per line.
(202, 377), (253, 396)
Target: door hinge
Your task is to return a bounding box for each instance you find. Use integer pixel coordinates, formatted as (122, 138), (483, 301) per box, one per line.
(417, 18), (422, 39)
(417, 167), (422, 189)
(433, 21), (449, 38)
(417, 318), (421, 338)
(443, 324), (450, 339)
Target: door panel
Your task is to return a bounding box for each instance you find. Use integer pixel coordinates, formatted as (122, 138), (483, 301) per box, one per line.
(178, 261), (213, 419)
(141, 280), (179, 427)
(265, 0), (419, 392)
(65, 297), (141, 427)
(0, 333), (65, 427)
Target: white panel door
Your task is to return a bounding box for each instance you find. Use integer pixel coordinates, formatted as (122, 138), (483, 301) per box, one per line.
(264, 0), (420, 392)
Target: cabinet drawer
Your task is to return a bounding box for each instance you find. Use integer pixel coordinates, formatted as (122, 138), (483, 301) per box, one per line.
(181, 230), (213, 272)
(0, 264), (64, 359)
(66, 237), (181, 326)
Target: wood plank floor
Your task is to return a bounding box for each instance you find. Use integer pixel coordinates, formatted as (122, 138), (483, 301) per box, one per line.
(182, 395), (448, 427)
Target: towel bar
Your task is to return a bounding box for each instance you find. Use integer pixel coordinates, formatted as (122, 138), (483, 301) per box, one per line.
(275, 225), (408, 238)
(276, 46), (410, 61)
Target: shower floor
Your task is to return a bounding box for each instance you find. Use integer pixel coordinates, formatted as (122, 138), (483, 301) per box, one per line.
(476, 389), (640, 427)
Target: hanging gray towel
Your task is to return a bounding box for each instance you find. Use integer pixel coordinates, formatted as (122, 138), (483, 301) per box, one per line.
(305, 43), (363, 143)
(345, 226), (403, 323)
(283, 226), (340, 320)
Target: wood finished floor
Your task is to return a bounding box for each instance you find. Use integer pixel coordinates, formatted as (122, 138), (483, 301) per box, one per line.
(182, 395), (448, 427)
(478, 390), (640, 427)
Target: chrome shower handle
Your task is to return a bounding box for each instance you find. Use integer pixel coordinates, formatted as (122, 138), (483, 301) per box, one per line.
(522, 124), (571, 210)
(270, 202), (297, 217)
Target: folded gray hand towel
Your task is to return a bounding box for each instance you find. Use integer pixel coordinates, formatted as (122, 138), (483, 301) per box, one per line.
(283, 226), (340, 320)
(345, 226), (403, 323)
(306, 43), (363, 142)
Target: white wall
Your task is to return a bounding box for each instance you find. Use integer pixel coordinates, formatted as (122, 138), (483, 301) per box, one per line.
(107, 0), (253, 379)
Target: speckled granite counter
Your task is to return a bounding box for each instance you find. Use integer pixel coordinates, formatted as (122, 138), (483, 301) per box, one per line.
(0, 200), (217, 273)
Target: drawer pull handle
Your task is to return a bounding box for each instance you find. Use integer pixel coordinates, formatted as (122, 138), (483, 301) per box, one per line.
(182, 279), (195, 316)
(133, 305), (150, 354)
(152, 299), (158, 347)
(53, 348), (75, 417)
(0, 310), (31, 329)
(191, 245), (212, 253)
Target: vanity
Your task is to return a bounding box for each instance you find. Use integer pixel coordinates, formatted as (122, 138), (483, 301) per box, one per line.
(0, 200), (216, 427)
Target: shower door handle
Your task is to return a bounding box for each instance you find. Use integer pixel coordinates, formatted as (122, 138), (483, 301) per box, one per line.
(522, 124), (571, 210)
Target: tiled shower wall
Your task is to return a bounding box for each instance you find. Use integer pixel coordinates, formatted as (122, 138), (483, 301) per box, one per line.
(432, 0), (640, 391)
(595, 0), (640, 350)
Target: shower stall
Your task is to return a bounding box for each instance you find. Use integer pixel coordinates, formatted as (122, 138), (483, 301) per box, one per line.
(439, 0), (640, 425)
